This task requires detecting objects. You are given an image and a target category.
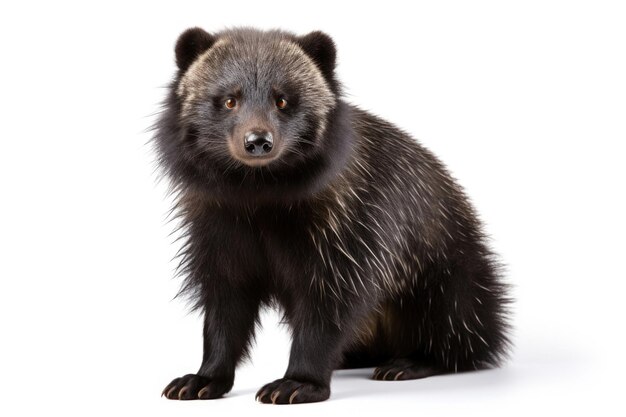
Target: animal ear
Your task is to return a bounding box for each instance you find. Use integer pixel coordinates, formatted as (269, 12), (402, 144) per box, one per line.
(296, 31), (337, 85)
(175, 27), (216, 71)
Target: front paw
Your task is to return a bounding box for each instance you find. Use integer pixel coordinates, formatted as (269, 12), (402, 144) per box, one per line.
(256, 378), (330, 404)
(162, 374), (232, 400)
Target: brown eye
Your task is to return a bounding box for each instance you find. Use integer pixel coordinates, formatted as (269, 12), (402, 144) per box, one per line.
(276, 98), (287, 109)
(224, 98), (237, 109)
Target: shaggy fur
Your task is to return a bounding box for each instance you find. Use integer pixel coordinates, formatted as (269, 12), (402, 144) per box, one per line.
(154, 27), (511, 404)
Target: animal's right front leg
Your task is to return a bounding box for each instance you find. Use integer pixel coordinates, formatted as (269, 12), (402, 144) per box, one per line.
(162, 283), (261, 400)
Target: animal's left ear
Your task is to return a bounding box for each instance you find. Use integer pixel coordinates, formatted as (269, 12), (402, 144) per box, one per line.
(296, 31), (338, 90)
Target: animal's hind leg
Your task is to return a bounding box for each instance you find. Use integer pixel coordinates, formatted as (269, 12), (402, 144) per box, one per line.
(372, 357), (443, 381)
(371, 250), (511, 381)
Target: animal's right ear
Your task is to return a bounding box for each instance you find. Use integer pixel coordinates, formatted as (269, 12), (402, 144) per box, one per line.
(175, 27), (216, 72)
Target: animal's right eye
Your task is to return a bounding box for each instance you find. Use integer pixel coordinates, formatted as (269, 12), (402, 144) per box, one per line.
(224, 98), (237, 109)
(276, 98), (288, 110)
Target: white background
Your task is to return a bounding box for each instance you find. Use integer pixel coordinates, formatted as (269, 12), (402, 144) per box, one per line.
(1, 1), (625, 415)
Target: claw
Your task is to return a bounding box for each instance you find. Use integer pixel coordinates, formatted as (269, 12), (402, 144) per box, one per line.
(198, 385), (210, 399)
(394, 371), (404, 380)
(162, 378), (180, 397)
(257, 390), (268, 403)
(271, 390), (281, 404)
(165, 386), (177, 399)
(383, 370), (392, 380)
(178, 386), (188, 400)
(289, 390), (299, 404)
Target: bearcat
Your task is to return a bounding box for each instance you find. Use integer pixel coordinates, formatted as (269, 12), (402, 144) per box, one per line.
(154, 27), (511, 404)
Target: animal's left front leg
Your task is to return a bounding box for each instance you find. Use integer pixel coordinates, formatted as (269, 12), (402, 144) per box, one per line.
(256, 300), (360, 404)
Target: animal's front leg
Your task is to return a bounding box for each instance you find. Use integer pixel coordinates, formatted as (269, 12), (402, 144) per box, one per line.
(163, 285), (260, 400)
(256, 302), (357, 404)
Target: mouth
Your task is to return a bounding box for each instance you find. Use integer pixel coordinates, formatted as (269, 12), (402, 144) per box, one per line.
(234, 153), (281, 167)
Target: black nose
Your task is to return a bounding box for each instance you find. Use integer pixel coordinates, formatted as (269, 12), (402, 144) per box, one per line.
(244, 131), (273, 156)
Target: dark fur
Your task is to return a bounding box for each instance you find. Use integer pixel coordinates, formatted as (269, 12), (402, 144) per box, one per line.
(154, 27), (511, 404)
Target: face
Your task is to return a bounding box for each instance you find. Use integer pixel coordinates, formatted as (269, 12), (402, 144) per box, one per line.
(175, 30), (336, 172)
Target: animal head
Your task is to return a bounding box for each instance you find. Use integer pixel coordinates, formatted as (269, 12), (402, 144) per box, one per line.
(154, 28), (352, 203)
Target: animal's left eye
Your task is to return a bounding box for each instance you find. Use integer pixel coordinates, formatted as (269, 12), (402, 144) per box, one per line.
(276, 98), (288, 109)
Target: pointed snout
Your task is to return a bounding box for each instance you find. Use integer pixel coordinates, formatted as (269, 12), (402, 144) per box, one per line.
(228, 123), (282, 167)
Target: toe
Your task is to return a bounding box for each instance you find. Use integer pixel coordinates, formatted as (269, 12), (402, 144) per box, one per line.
(372, 366), (404, 381)
(162, 378), (181, 398)
(288, 389), (300, 404)
(371, 359), (443, 381)
(255, 389), (270, 403)
(257, 378), (329, 404)
(162, 374), (230, 400)
(270, 390), (281, 404)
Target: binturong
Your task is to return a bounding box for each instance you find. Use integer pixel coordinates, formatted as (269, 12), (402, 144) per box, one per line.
(153, 27), (512, 404)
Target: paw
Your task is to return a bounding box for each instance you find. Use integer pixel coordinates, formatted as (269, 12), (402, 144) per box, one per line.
(162, 374), (232, 400)
(255, 378), (330, 404)
(372, 359), (440, 381)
